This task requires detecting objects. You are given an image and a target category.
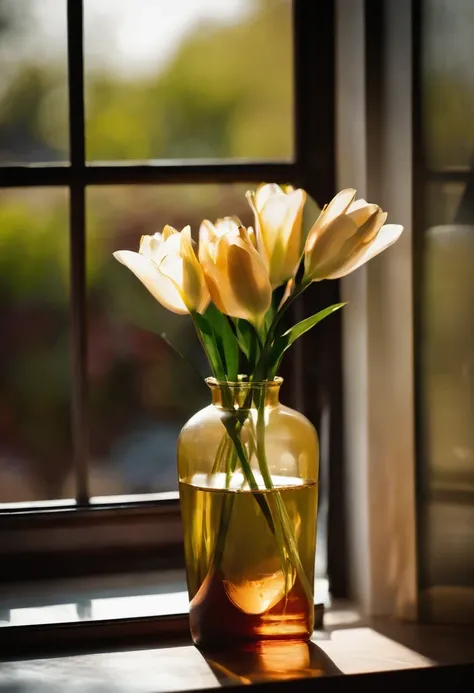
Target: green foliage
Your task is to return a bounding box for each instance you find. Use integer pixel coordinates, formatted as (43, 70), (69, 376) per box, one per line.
(264, 303), (346, 379)
(0, 190), (68, 304)
(192, 311), (226, 380)
(0, 0), (325, 498)
(1, 0), (293, 163)
(203, 304), (239, 381)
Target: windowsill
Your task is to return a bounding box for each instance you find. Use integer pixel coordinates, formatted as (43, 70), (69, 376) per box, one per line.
(0, 572), (329, 631)
(0, 570), (189, 627)
(1, 576), (473, 691)
(1, 602), (473, 691)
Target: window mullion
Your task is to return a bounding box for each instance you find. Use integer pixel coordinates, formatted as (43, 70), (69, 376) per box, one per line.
(67, 0), (89, 506)
(293, 0), (335, 202)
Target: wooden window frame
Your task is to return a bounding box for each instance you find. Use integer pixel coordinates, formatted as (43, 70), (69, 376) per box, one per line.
(0, 0), (346, 593)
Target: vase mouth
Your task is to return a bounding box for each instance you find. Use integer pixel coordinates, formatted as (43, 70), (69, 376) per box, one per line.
(205, 376), (283, 390)
(206, 376), (283, 408)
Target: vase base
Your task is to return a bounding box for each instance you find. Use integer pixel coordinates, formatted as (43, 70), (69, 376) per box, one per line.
(189, 567), (313, 647)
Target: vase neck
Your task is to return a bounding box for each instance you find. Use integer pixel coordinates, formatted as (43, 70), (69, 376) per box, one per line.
(206, 378), (282, 409)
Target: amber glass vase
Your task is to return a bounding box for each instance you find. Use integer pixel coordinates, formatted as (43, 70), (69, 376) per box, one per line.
(178, 377), (319, 647)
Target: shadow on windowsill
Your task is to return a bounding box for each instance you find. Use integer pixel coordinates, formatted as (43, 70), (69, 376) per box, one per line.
(201, 640), (342, 685)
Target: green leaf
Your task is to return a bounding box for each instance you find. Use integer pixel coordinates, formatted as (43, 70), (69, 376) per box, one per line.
(235, 317), (264, 373)
(233, 318), (251, 360)
(280, 302), (346, 347)
(248, 325), (261, 373)
(205, 304), (239, 381)
(192, 311), (226, 379)
(266, 302), (346, 377)
(263, 300), (275, 336)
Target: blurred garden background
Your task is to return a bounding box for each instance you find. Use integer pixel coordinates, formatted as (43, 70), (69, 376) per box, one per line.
(1, 0), (474, 504)
(0, 0), (294, 502)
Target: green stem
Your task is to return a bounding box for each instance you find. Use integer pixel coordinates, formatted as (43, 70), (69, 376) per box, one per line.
(254, 395), (291, 598)
(212, 492), (235, 567)
(268, 283), (307, 342)
(211, 432), (229, 475)
(252, 285), (307, 382)
(209, 414), (275, 574)
(225, 444), (237, 489)
(223, 420), (275, 534)
(254, 392), (313, 605)
(192, 308), (288, 565)
(191, 313), (220, 379)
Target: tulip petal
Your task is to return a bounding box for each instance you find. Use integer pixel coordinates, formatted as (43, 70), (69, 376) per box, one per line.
(255, 183), (284, 210)
(180, 226), (210, 314)
(162, 225), (178, 240)
(259, 189), (306, 285)
(305, 190), (357, 257)
(247, 226), (257, 248)
(260, 189), (306, 250)
(162, 231), (182, 254)
(113, 250), (188, 314)
(320, 188), (356, 227)
(327, 224), (404, 278)
(139, 233), (164, 261)
(214, 217), (241, 238)
(304, 215), (359, 279)
(202, 270), (227, 314)
(199, 220), (217, 252)
(227, 241), (272, 320)
(361, 209), (388, 243)
(199, 225), (231, 313)
(346, 203), (379, 227)
(347, 198), (369, 212)
(246, 191), (269, 271)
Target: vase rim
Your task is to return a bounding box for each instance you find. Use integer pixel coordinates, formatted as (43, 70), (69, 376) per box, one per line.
(205, 376), (283, 389)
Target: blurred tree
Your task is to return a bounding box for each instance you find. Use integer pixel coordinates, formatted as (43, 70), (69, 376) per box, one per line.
(85, 0), (293, 160)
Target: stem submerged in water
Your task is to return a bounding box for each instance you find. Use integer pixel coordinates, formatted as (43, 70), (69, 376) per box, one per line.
(210, 389), (313, 610)
(254, 392), (313, 605)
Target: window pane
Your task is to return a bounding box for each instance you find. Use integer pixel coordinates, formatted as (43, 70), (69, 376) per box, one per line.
(423, 0), (474, 169)
(0, 0), (68, 164)
(0, 188), (72, 503)
(425, 181), (466, 228)
(86, 184), (254, 497)
(420, 180), (474, 595)
(84, 0), (293, 161)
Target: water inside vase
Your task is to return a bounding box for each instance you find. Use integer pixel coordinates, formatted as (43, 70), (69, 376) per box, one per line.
(179, 473), (318, 646)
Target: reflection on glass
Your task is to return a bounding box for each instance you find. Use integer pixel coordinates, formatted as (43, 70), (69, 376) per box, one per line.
(423, 0), (474, 169)
(84, 0), (293, 161)
(86, 184), (253, 497)
(421, 179), (474, 592)
(0, 0), (68, 163)
(0, 569), (188, 627)
(425, 182), (465, 229)
(5, 604), (78, 627)
(92, 591), (189, 620)
(0, 188), (72, 503)
(0, 594), (189, 627)
(422, 184), (474, 490)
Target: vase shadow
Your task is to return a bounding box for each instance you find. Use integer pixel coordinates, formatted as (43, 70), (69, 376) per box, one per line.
(200, 640), (342, 685)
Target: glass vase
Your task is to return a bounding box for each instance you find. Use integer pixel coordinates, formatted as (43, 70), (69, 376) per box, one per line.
(177, 377), (319, 647)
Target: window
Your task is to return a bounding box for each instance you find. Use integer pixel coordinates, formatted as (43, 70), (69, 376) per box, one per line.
(0, 0), (342, 606)
(416, 0), (474, 621)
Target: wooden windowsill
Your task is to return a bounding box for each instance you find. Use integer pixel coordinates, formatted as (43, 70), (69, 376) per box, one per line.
(1, 600), (473, 691)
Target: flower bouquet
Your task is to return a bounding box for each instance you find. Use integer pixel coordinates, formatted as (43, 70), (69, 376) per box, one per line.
(114, 185), (402, 645)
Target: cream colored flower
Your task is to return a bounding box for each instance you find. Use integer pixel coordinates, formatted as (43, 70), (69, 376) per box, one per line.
(303, 189), (403, 281)
(199, 217), (272, 325)
(246, 183), (306, 288)
(113, 225), (210, 315)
